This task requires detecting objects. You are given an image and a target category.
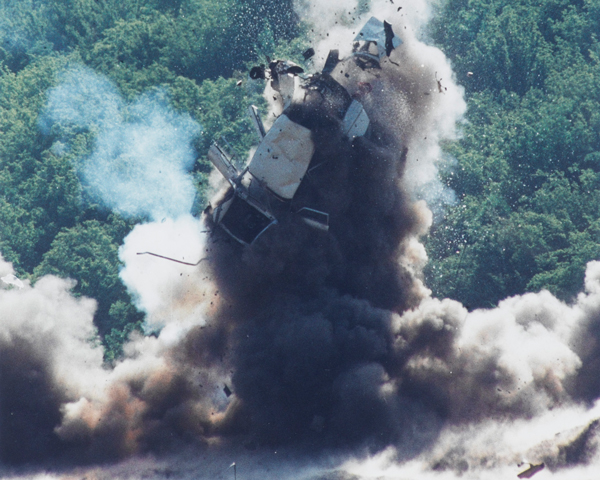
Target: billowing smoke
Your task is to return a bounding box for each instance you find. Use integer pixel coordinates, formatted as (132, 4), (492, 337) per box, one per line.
(40, 66), (200, 221)
(0, 254), (101, 465)
(0, 243), (235, 470)
(296, 0), (466, 217)
(4, 0), (600, 479)
(193, 0), (466, 451)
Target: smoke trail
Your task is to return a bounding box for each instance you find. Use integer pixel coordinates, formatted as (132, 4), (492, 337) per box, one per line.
(40, 66), (201, 221)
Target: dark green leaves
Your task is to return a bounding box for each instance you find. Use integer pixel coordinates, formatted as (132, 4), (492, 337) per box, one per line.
(427, 0), (600, 307)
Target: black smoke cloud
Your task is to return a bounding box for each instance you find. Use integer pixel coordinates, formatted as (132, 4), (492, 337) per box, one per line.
(189, 8), (470, 451)
(0, 39), (452, 467)
(0, 336), (67, 465)
(199, 57), (436, 452)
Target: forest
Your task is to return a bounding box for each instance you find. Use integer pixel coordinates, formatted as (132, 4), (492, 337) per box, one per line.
(1, 0), (598, 361)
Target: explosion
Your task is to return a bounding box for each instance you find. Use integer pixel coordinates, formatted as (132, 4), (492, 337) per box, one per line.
(2, 1), (600, 479)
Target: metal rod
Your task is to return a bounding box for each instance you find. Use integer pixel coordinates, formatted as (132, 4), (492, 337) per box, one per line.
(136, 252), (206, 266)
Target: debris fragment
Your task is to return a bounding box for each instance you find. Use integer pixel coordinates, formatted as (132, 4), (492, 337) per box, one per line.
(302, 48), (315, 60)
(1, 274), (24, 289)
(436, 71), (447, 93)
(517, 463), (544, 479)
(223, 384), (233, 397)
(136, 252), (206, 266)
(322, 49), (340, 75)
(266, 60), (304, 108)
(249, 65), (266, 80)
(352, 17), (402, 69)
(383, 21), (396, 56)
(298, 208), (329, 232)
(248, 105), (266, 139)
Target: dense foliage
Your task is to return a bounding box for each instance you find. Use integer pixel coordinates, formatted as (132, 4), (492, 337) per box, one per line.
(426, 0), (600, 307)
(1, 0), (598, 360)
(0, 0), (297, 360)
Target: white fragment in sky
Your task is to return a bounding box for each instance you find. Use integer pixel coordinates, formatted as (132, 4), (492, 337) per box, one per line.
(1, 274), (24, 289)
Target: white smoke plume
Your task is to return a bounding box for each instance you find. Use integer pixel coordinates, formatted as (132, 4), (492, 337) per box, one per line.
(333, 261), (600, 479)
(119, 215), (213, 330)
(39, 66), (201, 221)
(0, 253), (104, 464)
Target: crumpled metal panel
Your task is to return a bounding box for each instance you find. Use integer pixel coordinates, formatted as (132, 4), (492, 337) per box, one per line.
(277, 73), (296, 109)
(354, 17), (402, 59)
(208, 143), (239, 182)
(248, 115), (315, 200)
(342, 100), (370, 138)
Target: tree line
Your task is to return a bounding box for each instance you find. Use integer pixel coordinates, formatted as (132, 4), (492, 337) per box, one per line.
(1, 0), (598, 360)
(426, 0), (600, 308)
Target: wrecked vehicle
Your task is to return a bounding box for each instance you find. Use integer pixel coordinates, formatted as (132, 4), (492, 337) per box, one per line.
(203, 17), (401, 245)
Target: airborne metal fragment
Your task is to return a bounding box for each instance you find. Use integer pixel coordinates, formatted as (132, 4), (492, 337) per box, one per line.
(517, 463), (545, 479)
(302, 48), (315, 60)
(352, 16), (402, 69)
(1, 274), (24, 289)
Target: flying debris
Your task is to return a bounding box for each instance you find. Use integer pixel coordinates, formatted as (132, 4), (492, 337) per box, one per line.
(1, 274), (24, 289)
(203, 17), (402, 245)
(136, 251), (206, 266)
(302, 47), (315, 60)
(322, 49), (340, 75)
(435, 71), (447, 93)
(249, 64), (266, 80)
(517, 463), (545, 478)
(249, 60), (305, 109)
(223, 384), (233, 397)
(352, 16), (402, 69)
